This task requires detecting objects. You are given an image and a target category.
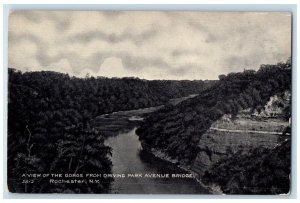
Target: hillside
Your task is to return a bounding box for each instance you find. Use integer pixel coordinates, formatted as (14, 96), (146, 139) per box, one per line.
(194, 90), (291, 194)
(9, 69), (214, 115)
(136, 62), (291, 165)
(136, 61), (291, 194)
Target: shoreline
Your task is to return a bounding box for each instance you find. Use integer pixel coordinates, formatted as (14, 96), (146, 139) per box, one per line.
(149, 147), (224, 195)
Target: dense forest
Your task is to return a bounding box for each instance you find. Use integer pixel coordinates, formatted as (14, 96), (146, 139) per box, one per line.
(7, 68), (213, 193)
(136, 60), (291, 165)
(202, 138), (291, 194)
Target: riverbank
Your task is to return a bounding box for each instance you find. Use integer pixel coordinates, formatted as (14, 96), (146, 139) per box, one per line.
(147, 147), (223, 194)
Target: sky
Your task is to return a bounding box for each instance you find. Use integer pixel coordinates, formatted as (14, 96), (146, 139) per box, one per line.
(8, 11), (291, 80)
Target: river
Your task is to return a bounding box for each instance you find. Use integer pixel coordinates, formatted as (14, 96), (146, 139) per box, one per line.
(98, 106), (210, 194)
(94, 95), (210, 194)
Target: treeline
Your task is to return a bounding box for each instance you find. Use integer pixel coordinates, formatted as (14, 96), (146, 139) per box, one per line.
(8, 69), (212, 193)
(202, 138), (291, 194)
(9, 70), (214, 116)
(136, 61), (291, 165)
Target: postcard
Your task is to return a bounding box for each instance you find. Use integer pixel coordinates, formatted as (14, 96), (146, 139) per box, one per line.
(7, 11), (291, 194)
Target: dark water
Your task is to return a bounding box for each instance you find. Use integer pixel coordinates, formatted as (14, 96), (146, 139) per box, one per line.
(105, 127), (210, 194)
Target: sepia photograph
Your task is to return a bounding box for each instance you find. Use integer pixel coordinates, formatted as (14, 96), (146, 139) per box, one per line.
(7, 11), (292, 194)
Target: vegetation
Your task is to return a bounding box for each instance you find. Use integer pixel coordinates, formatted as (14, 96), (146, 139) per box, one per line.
(7, 69), (212, 193)
(202, 138), (291, 194)
(136, 61), (291, 164)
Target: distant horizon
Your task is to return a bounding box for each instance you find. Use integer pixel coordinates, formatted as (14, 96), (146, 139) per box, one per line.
(9, 57), (290, 81)
(9, 11), (291, 80)
(8, 66), (215, 81)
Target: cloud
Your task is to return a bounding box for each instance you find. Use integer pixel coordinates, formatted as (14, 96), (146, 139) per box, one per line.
(11, 11), (72, 31)
(118, 53), (169, 71)
(168, 64), (202, 77)
(44, 58), (74, 74)
(69, 28), (158, 45)
(8, 11), (291, 80)
(91, 57), (136, 78)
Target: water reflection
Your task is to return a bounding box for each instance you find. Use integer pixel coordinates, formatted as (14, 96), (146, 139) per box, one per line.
(105, 128), (210, 194)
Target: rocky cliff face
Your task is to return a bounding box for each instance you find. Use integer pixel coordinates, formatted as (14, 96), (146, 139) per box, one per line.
(190, 91), (290, 176)
(190, 119), (285, 176)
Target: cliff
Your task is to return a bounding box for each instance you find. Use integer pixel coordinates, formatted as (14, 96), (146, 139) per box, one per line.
(190, 115), (289, 176)
(191, 90), (291, 176)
